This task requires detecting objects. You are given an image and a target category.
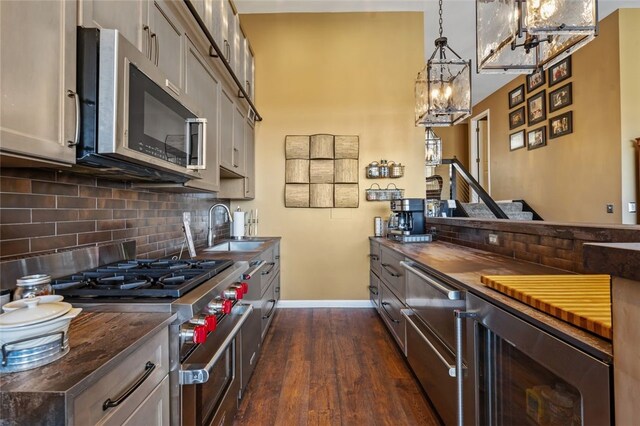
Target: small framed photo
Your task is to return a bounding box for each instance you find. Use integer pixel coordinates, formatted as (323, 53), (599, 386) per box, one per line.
(510, 130), (526, 151)
(548, 56), (572, 87)
(549, 111), (573, 139)
(527, 126), (547, 150)
(509, 106), (525, 129)
(526, 68), (546, 93)
(509, 84), (525, 108)
(548, 82), (572, 112)
(527, 90), (546, 126)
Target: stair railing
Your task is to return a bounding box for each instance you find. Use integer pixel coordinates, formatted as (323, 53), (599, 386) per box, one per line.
(442, 158), (509, 219)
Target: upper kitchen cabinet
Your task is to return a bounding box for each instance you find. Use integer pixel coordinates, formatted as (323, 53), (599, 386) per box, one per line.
(79, 0), (185, 92)
(219, 117), (255, 199)
(183, 37), (221, 192)
(0, 0), (77, 165)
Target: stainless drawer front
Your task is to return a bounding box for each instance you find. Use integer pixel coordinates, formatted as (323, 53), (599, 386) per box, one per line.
(403, 261), (464, 349)
(380, 246), (404, 299)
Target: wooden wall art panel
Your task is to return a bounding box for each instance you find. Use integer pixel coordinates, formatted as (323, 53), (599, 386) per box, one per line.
(284, 134), (359, 208)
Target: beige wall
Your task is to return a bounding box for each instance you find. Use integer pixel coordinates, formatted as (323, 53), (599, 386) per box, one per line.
(239, 13), (425, 300)
(474, 11), (632, 224)
(619, 9), (640, 224)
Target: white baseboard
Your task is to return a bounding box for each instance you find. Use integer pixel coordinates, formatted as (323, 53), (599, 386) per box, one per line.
(276, 300), (373, 308)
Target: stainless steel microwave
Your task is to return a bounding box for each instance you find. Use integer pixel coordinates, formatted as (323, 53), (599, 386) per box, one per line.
(77, 28), (206, 182)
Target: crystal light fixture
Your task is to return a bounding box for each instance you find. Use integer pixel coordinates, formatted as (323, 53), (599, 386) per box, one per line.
(476, 0), (598, 73)
(416, 0), (472, 127)
(425, 128), (443, 166)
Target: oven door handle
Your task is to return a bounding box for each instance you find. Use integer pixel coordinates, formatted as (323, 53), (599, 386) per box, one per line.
(179, 304), (253, 385)
(400, 261), (462, 300)
(243, 260), (267, 280)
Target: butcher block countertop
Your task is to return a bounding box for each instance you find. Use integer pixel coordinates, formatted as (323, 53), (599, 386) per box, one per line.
(373, 238), (613, 362)
(0, 312), (175, 421)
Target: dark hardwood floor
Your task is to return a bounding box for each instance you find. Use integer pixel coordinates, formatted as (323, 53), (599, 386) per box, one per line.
(234, 308), (441, 426)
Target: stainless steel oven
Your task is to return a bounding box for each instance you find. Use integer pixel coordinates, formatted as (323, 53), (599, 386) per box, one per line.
(77, 28), (206, 182)
(180, 304), (253, 426)
(463, 293), (612, 426)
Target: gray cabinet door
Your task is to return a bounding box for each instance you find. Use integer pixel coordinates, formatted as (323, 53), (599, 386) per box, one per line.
(184, 37), (220, 192)
(149, 0), (184, 93)
(244, 119), (255, 198)
(219, 87), (235, 170)
(0, 0), (77, 164)
(79, 0), (148, 54)
(233, 106), (247, 176)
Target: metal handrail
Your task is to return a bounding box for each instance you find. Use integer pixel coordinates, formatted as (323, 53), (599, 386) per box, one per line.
(183, 0), (262, 121)
(442, 158), (509, 219)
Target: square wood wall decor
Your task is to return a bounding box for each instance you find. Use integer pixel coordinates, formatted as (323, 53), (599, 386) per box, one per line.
(284, 134), (359, 208)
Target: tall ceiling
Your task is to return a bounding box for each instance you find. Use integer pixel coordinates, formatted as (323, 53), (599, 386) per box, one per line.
(235, 0), (637, 105)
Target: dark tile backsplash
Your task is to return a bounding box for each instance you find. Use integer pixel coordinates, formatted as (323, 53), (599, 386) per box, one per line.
(0, 168), (230, 260)
(427, 217), (640, 273)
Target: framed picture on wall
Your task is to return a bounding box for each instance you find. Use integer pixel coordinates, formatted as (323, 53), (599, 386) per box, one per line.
(509, 84), (525, 108)
(526, 68), (546, 92)
(549, 111), (573, 139)
(527, 126), (547, 150)
(510, 130), (526, 151)
(549, 56), (572, 87)
(509, 106), (525, 129)
(548, 82), (572, 112)
(527, 90), (546, 126)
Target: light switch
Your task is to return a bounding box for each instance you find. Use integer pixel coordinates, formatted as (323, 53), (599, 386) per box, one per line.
(629, 202), (637, 213)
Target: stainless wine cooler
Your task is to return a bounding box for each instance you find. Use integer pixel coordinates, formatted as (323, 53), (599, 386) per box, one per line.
(462, 293), (612, 426)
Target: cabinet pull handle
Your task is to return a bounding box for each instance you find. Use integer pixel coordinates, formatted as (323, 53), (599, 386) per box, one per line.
(103, 361), (156, 411)
(67, 90), (80, 147)
(402, 309), (456, 376)
(368, 285), (378, 296)
(246, 81), (251, 98)
(261, 262), (276, 276)
(400, 261), (461, 300)
(455, 310), (476, 426)
(381, 263), (401, 277)
(233, 147), (239, 167)
(224, 40), (230, 62)
(262, 299), (277, 319)
(143, 25), (152, 60)
(368, 254), (379, 260)
(381, 302), (400, 324)
(154, 33), (159, 66)
(150, 33), (158, 66)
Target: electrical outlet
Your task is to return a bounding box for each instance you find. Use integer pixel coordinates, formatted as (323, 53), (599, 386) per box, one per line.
(606, 204), (614, 214)
(629, 202), (637, 213)
(488, 234), (500, 245)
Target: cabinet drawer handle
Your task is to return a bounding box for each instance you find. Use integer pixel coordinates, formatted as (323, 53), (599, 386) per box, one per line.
(381, 302), (401, 324)
(368, 285), (378, 296)
(381, 263), (401, 277)
(402, 310), (456, 377)
(143, 25), (152, 59)
(262, 299), (277, 319)
(103, 361), (156, 411)
(400, 261), (461, 300)
(261, 262), (276, 276)
(368, 254), (379, 260)
(67, 90), (80, 147)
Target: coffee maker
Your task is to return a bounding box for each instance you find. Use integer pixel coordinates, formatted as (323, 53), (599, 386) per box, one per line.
(387, 198), (432, 243)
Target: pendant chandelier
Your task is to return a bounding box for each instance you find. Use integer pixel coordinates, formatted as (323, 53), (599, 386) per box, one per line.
(476, 0), (598, 73)
(425, 128), (443, 167)
(415, 0), (472, 127)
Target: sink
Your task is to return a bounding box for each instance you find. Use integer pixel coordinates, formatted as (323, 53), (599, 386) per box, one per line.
(202, 241), (267, 252)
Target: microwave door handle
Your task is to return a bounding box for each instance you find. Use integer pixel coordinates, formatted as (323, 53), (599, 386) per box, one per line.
(454, 310), (476, 426)
(185, 118), (207, 170)
(179, 304), (253, 385)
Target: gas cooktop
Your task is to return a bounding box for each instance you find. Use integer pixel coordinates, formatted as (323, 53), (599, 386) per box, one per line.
(52, 258), (234, 299)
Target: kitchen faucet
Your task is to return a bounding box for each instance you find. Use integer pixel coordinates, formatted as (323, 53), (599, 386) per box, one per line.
(207, 204), (233, 247)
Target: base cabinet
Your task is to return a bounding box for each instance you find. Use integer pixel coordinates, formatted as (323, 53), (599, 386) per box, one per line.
(378, 281), (406, 352)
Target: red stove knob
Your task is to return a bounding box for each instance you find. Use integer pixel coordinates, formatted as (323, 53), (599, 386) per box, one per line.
(204, 315), (217, 332)
(193, 325), (207, 344)
(240, 282), (248, 295)
(222, 299), (232, 314)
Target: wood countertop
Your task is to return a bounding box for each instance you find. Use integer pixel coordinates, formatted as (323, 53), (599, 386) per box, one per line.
(583, 242), (640, 282)
(0, 311), (175, 398)
(372, 238), (613, 362)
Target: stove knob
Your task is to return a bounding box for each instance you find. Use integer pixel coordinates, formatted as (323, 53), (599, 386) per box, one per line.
(193, 325), (207, 344)
(240, 282), (248, 295)
(222, 299), (232, 314)
(223, 287), (242, 300)
(204, 315), (217, 332)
